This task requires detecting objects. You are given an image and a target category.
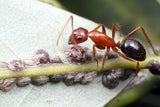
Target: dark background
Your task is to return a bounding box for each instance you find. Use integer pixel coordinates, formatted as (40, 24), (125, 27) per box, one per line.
(58, 0), (160, 46)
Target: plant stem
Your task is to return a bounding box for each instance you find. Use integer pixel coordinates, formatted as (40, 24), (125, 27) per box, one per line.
(0, 56), (159, 79)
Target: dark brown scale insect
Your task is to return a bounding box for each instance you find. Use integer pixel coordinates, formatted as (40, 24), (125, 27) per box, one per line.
(148, 60), (160, 75)
(118, 69), (134, 81)
(81, 72), (97, 84)
(57, 16), (158, 72)
(65, 45), (91, 64)
(31, 76), (49, 85)
(8, 60), (25, 71)
(33, 49), (50, 65)
(16, 77), (31, 87)
(63, 72), (78, 86)
(49, 74), (64, 82)
(102, 69), (134, 89)
(0, 78), (17, 92)
(74, 72), (85, 83)
(102, 70), (120, 89)
(0, 80), (4, 89)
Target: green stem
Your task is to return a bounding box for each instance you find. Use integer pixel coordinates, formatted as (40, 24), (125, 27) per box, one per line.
(0, 56), (160, 79)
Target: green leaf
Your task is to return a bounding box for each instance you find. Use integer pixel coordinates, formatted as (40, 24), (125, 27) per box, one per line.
(0, 0), (155, 107)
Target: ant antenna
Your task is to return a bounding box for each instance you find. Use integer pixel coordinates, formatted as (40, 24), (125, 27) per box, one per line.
(57, 16), (74, 47)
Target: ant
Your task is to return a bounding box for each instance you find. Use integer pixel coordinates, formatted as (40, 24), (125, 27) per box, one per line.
(57, 16), (158, 72)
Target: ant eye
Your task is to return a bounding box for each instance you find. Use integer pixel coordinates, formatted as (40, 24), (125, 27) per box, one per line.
(77, 36), (82, 41)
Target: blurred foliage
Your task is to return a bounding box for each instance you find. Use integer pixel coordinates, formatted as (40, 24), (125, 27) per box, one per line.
(45, 0), (160, 45)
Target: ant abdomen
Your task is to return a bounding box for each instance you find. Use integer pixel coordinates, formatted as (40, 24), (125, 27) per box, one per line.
(120, 39), (146, 61)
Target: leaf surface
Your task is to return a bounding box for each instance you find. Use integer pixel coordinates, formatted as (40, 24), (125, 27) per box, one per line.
(0, 0), (134, 107)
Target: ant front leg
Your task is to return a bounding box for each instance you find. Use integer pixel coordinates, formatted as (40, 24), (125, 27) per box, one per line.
(120, 26), (158, 56)
(112, 47), (139, 72)
(64, 50), (82, 56)
(112, 24), (122, 40)
(92, 24), (106, 34)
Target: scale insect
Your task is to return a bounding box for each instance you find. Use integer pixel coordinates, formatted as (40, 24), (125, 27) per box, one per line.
(57, 16), (158, 72)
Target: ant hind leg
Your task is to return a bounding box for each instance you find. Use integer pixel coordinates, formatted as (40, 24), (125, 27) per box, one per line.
(112, 24), (122, 40)
(101, 47), (110, 72)
(112, 47), (139, 73)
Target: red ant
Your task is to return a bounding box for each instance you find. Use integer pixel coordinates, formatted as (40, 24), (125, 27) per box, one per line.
(57, 16), (158, 72)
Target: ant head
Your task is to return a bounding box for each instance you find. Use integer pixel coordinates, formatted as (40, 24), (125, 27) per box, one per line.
(68, 27), (88, 45)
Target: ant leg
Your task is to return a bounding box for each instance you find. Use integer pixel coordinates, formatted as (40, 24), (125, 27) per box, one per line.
(64, 45), (83, 56)
(64, 50), (82, 56)
(101, 47), (110, 71)
(93, 44), (106, 70)
(112, 47), (139, 72)
(92, 24), (106, 34)
(112, 24), (122, 40)
(120, 26), (158, 55)
(57, 16), (74, 46)
(93, 44), (99, 69)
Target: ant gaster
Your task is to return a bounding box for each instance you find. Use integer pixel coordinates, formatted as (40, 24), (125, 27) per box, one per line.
(57, 16), (158, 72)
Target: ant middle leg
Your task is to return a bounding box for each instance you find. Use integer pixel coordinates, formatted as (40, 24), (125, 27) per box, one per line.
(101, 47), (110, 71)
(112, 24), (122, 40)
(120, 26), (158, 55)
(112, 47), (139, 72)
(93, 44), (99, 69)
(92, 24), (106, 34)
(93, 44), (105, 70)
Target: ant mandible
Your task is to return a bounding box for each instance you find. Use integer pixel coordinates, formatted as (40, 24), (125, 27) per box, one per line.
(57, 16), (158, 72)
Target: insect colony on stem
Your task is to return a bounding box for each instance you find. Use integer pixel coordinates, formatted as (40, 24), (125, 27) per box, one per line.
(0, 15), (159, 92)
(0, 48), (102, 91)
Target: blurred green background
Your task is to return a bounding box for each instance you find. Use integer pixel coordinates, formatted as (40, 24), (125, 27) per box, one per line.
(42, 0), (160, 106)
(51, 0), (160, 46)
